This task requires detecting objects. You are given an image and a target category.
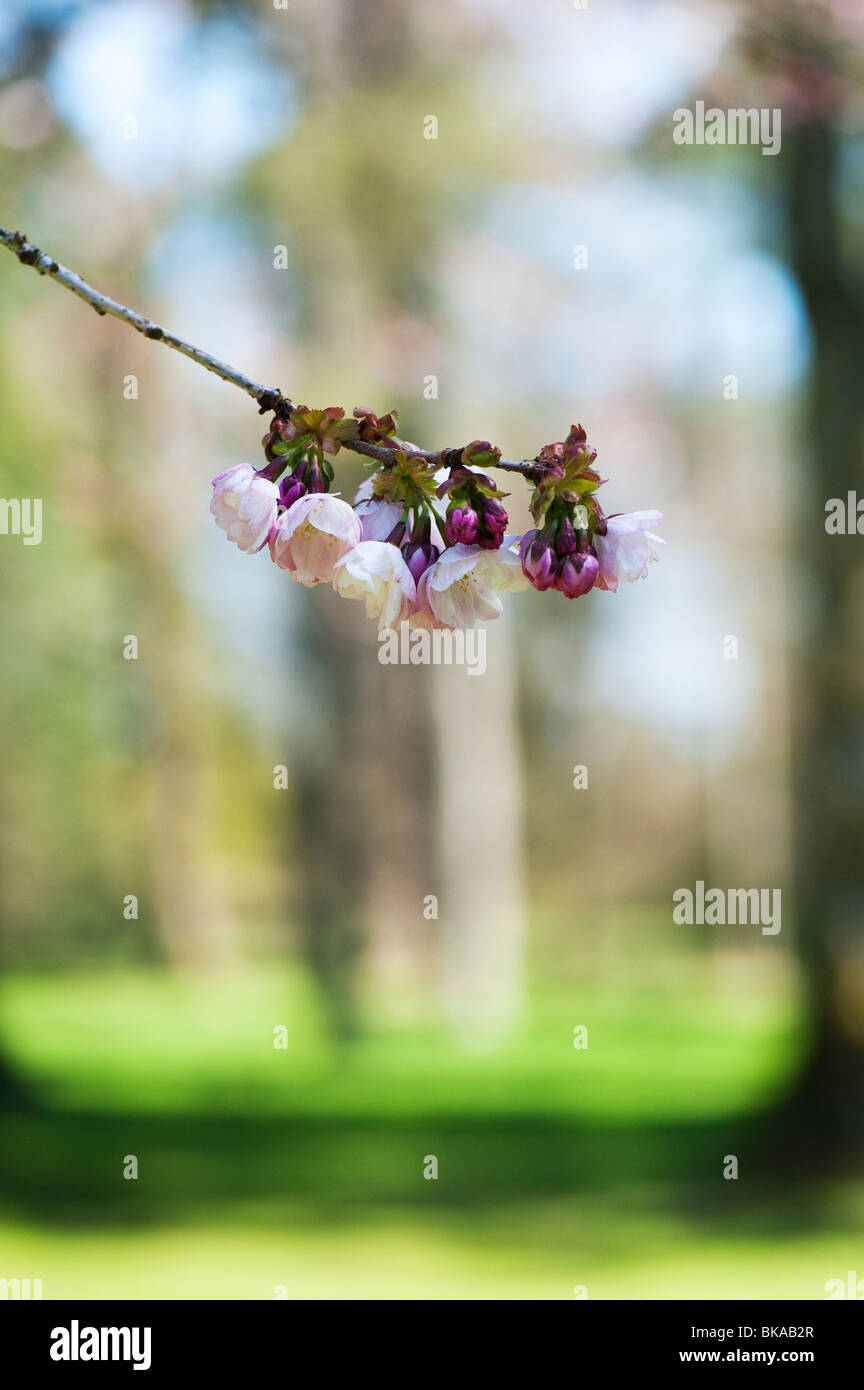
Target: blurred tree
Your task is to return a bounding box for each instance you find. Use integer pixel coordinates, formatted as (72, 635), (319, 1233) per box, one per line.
(0, 0), (71, 1113)
(266, 0), (437, 1034)
(747, 1), (864, 1158)
(257, 0), (526, 1037)
(784, 116), (864, 1155)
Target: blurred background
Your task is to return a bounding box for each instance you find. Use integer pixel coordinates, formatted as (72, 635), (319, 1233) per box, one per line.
(0, 0), (862, 1299)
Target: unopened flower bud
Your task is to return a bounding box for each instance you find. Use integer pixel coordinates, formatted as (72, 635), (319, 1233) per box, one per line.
(556, 517), (578, 554)
(279, 472), (308, 509)
(445, 505), (480, 546)
(477, 496), (509, 549)
(402, 540), (440, 584)
(263, 416), (300, 462)
(305, 458), (327, 493)
(555, 548), (599, 599)
(520, 529), (558, 591)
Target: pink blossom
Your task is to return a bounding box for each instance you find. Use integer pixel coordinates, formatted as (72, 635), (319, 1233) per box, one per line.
(332, 540), (417, 630)
(407, 607), (452, 632)
(210, 464), (279, 553)
(353, 493), (405, 543)
(417, 541), (528, 629)
(352, 478), (405, 542)
(269, 493), (362, 586)
(594, 511), (665, 592)
(354, 475), (447, 548)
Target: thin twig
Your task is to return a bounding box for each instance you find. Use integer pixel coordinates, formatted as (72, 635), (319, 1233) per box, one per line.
(0, 226), (543, 481)
(0, 226), (291, 417)
(344, 436), (542, 481)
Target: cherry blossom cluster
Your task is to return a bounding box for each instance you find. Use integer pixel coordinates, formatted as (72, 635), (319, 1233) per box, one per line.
(210, 406), (664, 630)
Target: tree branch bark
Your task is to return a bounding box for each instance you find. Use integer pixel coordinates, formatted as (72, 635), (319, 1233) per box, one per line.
(0, 226), (544, 481)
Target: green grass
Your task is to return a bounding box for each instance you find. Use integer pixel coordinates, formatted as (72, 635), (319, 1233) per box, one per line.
(1, 965), (802, 1121)
(1, 1186), (861, 1299)
(1, 966), (859, 1300)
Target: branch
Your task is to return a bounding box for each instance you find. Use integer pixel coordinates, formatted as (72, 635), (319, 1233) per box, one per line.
(0, 226), (291, 417)
(344, 435), (542, 481)
(0, 226), (544, 482)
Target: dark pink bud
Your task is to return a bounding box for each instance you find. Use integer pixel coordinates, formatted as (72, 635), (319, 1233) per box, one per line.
(402, 540), (439, 583)
(554, 549), (599, 599)
(520, 529), (558, 591)
(279, 473), (308, 508)
(305, 459), (327, 493)
(262, 417), (295, 463)
(483, 498), (508, 531)
(475, 497), (508, 549)
(556, 517), (578, 554)
(445, 505), (480, 546)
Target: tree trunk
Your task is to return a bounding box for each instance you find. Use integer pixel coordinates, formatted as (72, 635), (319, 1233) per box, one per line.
(434, 613), (526, 1045)
(780, 118), (864, 1159)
